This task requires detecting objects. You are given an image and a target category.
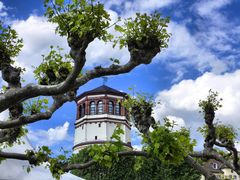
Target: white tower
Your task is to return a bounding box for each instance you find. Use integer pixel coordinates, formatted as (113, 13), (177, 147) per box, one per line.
(73, 85), (132, 152)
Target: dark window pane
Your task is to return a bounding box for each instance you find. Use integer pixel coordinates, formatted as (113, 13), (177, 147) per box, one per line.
(90, 101), (96, 115)
(108, 101), (114, 114)
(80, 103), (85, 117)
(98, 101), (103, 114)
(115, 103), (121, 115)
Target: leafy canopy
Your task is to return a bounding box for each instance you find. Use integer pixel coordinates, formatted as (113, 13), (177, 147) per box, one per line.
(114, 12), (170, 49)
(34, 46), (73, 85)
(87, 125), (125, 168)
(0, 22), (23, 58)
(123, 92), (196, 165)
(142, 119), (196, 165)
(199, 89), (223, 113)
(0, 22), (23, 66)
(44, 0), (170, 49)
(198, 124), (237, 145)
(44, 0), (112, 41)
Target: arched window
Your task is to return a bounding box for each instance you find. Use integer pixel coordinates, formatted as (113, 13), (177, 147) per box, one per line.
(97, 101), (103, 114)
(108, 101), (114, 114)
(90, 101), (96, 115)
(81, 103), (85, 117)
(212, 163), (218, 170)
(115, 102), (121, 115)
(79, 105), (82, 118)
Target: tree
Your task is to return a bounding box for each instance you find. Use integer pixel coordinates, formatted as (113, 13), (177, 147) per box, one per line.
(0, 1), (239, 180)
(70, 147), (200, 180)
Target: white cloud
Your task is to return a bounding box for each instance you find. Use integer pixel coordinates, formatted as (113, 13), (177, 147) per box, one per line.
(132, 144), (142, 151)
(126, 0), (178, 12)
(85, 9), (130, 66)
(0, 1), (7, 17)
(0, 110), (9, 121)
(153, 69), (240, 149)
(48, 122), (69, 141)
(0, 137), (81, 180)
(11, 16), (68, 83)
(0, 1), (3, 10)
(158, 21), (229, 78)
(0, 158), (81, 180)
(148, 0), (240, 81)
(104, 0), (178, 14)
(28, 122), (70, 147)
(192, 0), (240, 65)
(195, 0), (231, 17)
(166, 115), (186, 131)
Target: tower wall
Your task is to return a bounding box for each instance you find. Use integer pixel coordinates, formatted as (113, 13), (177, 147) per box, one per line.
(73, 85), (132, 153)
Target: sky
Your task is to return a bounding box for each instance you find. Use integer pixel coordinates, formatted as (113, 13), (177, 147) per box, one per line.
(1, 0), (240, 166)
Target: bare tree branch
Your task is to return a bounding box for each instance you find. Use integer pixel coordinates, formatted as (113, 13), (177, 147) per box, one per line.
(0, 38), (87, 113)
(63, 160), (95, 171)
(0, 151), (30, 161)
(0, 46), (158, 114)
(0, 150), (148, 172)
(190, 151), (235, 170)
(0, 93), (73, 129)
(185, 155), (217, 180)
(215, 141), (239, 170)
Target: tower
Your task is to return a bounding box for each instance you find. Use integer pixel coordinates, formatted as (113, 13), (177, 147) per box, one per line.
(73, 85), (132, 152)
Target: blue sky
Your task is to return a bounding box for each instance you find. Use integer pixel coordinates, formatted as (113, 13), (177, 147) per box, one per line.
(1, 0), (240, 153)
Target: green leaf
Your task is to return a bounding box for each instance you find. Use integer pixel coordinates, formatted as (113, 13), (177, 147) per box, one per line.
(104, 155), (111, 161)
(115, 25), (124, 32)
(27, 166), (31, 173)
(55, 0), (64, 6)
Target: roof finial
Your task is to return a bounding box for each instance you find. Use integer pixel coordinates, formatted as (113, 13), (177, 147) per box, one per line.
(102, 77), (108, 85)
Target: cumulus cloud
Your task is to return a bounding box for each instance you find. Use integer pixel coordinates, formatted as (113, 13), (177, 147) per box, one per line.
(85, 9), (130, 66)
(166, 115), (186, 131)
(11, 16), (68, 82)
(158, 21), (229, 82)
(28, 122), (70, 147)
(153, 69), (240, 149)
(149, 0), (240, 81)
(191, 0), (240, 68)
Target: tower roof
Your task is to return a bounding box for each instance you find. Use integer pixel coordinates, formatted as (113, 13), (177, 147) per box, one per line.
(76, 85), (127, 101)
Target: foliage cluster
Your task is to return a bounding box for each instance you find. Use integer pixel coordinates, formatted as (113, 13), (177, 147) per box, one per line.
(25, 146), (70, 180)
(70, 149), (200, 180)
(86, 125), (125, 168)
(0, 22), (23, 64)
(123, 93), (196, 165)
(34, 46), (73, 85)
(44, 0), (112, 41)
(44, 0), (171, 52)
(142, 119), (196, 165)
(23, 97), (49, 115)
(114, 12), (170, 49)
(198, 124), (237, 145)
(199, 89), (223, 113)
